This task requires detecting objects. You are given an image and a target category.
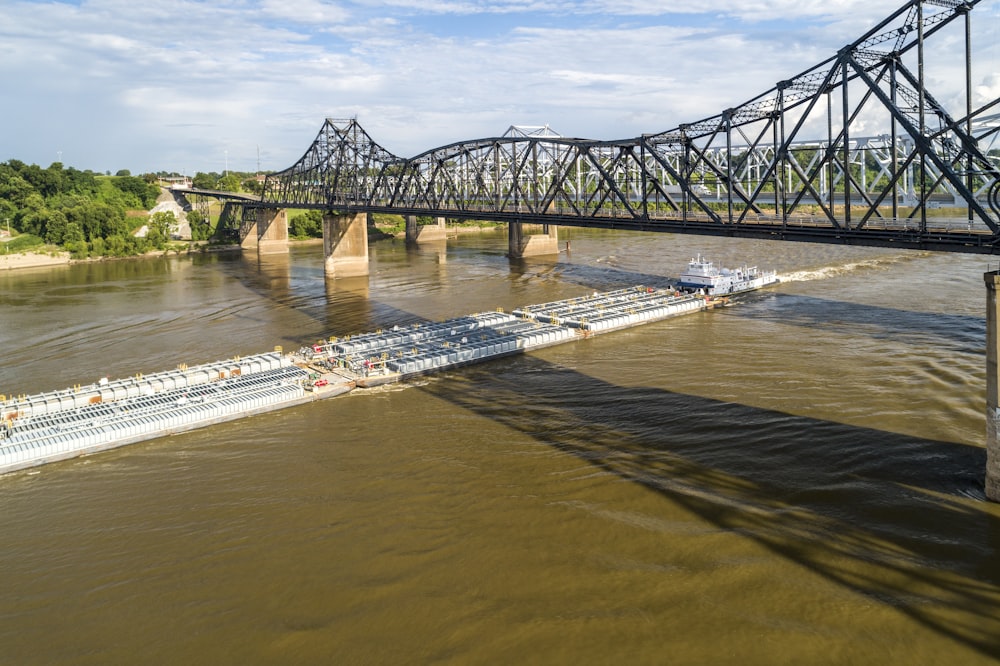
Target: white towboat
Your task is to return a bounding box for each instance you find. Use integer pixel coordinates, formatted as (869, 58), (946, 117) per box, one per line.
(676, 255), (779, 296)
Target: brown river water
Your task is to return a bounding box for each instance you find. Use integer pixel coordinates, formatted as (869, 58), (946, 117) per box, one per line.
(1, 229), (1000, 664)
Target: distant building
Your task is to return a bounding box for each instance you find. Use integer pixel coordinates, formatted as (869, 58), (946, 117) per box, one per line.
(159, 176), (193, 189)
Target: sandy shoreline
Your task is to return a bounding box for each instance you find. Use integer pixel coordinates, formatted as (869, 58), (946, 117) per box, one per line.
(0, 245), (242, 272)
(0, 252), (73, 271)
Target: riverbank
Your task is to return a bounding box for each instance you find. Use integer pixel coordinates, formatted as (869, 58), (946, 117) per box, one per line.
(0, 243), (243, 272)
(0, 224), (504, 272)
(0, 252), (72, 271)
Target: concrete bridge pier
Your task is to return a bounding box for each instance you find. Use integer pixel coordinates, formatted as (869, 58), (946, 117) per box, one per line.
(405, 216), (448, 243)
(985, 270), (1000, 501)
(242, 209), (289, 254)
(324, 212), (369, 278)
(508, 222), (559, 258)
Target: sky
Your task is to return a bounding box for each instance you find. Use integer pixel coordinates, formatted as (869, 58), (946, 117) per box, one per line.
(2, 0), (999, 175)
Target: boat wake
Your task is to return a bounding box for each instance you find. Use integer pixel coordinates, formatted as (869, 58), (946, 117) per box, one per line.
(779, 253), (928, 283)
(349, 377), (431, 395)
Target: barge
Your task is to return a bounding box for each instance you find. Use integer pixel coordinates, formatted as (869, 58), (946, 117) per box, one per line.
(0, 268), (773, 475)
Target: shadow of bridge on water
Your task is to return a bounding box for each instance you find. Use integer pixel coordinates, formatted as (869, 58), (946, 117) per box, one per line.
(234, 247), (1000, 654)
(418, 355), (1000, 659)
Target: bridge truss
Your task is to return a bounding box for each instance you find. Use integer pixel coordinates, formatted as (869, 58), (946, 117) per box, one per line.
(261, 0), (1000, 253)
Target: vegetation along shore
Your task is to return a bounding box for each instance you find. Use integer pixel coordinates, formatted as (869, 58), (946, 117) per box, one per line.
(0, 160), (504, 271)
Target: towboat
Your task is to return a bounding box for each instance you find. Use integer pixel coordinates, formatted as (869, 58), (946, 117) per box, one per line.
(676, 255), (779, 296)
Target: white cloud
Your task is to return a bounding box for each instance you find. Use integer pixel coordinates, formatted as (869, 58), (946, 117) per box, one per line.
(258, 0), (350, 23)
(1, 0), (996, 173)
(977, 73), (1000, 105)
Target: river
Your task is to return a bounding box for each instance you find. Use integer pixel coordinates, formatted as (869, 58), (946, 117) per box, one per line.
(1, 229), (999, 664)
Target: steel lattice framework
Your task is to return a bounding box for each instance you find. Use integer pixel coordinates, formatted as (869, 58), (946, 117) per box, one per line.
(260, 0), (1000, 253)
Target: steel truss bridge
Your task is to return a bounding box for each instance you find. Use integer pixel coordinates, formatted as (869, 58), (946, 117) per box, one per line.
(243, 0), (1000, 254)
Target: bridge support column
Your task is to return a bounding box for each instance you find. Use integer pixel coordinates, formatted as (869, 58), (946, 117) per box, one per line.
(508, 222), (558, 258)
(985, 270), (1000, 501)
(405, 215), (448, 243)
(241, 209), (288, 254)
(258, 209), (288, 254)
(323, 212), (369, 278)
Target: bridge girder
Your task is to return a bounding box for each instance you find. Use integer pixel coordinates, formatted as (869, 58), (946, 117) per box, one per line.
(261, 0), (1000, 253)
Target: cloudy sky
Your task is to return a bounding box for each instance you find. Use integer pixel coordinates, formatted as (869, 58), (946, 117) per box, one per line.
(3, 0), (999, 175)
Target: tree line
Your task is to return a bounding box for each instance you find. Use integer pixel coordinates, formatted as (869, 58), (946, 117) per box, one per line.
(1, 161), (477, 255)
(0, 161), (215, 259)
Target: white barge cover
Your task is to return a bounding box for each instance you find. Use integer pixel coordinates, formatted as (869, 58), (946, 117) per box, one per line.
(1, 357), (308, 474)
(2, 286), (725, 475)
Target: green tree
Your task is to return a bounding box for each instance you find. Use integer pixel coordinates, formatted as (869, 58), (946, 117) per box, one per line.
(43, 210), (69, 245)
(0, 169), (35, 209)
(186, 209), (213, 241)
(113, 175), (159, 209)
(0, 160), (133, 255)
(0, 200), (16, 231)
(217, 174), (242, 192)
(18, 194), (51, 238)
(147, 210), (175, 248)
(89, 236), (106, 256)
(242, 177), (264, 195)
(192, 172), (217, 190)
(105, 234), (127, 256)
(20, 163), (62, 198)
(62, 167), (99, 197)
(115, 169), (131, 177)
(62, 221), (87, 257)
(289, 210), (323, 238)
(65, 200), (127, 241)
(64, 220), (84, 244)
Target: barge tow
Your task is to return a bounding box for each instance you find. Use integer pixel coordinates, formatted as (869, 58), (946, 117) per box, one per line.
(1, 266), (775, 474)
